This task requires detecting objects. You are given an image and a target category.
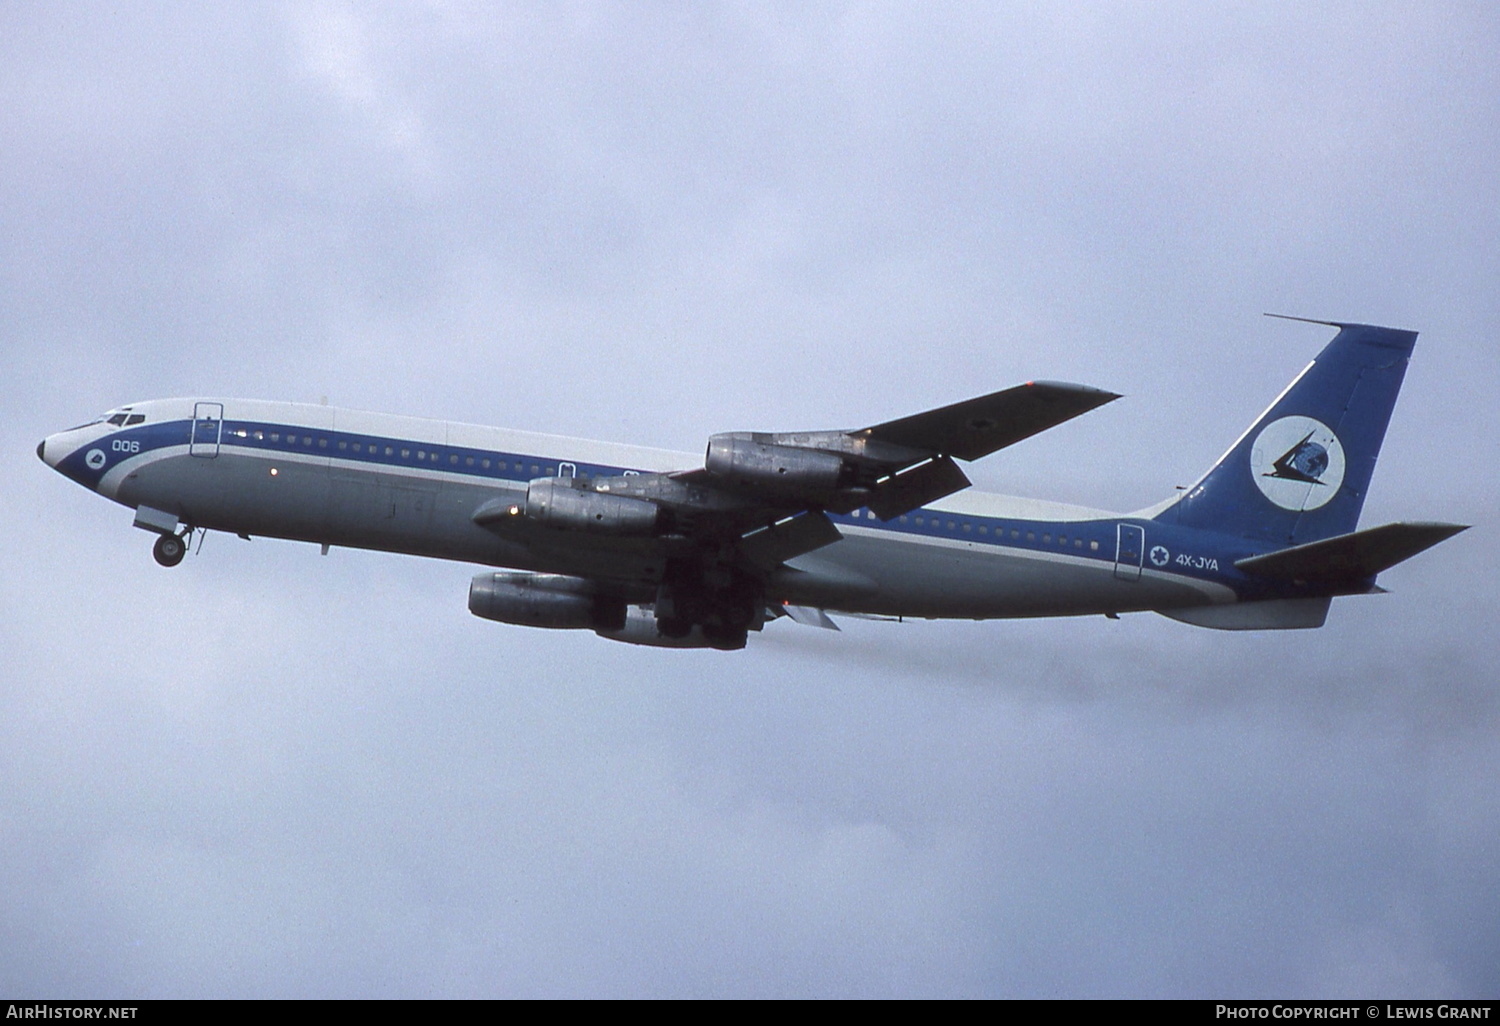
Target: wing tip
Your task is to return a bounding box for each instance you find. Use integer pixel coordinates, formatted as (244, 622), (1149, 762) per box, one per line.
(1025, 380), (1124, 403)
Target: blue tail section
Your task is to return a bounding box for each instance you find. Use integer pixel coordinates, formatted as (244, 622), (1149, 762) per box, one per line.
(1154, 321), (1418, 545)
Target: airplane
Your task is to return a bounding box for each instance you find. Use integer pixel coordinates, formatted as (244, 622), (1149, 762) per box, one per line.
(37, 318), (1466, 650)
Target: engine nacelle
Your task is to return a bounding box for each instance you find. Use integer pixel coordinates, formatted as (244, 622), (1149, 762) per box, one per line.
(593, 605), (716, 648)
(704, 434), (844, 495)
(523, 477), (661, 535)
(469, 572), (627, 631)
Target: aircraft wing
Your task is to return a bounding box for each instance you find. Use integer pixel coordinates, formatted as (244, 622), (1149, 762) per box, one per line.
(857, 381), (1121, 461)
(477, 379), (1119, 567)
(672, 378), (1118, 528)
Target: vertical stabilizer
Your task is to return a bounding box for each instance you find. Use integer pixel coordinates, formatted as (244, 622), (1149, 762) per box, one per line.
(1154, 321), (1417, 545)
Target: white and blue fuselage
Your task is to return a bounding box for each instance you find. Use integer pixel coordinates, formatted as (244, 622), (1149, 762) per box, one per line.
(41, 323), (1458, 645)
(39, 396), (1298, 625)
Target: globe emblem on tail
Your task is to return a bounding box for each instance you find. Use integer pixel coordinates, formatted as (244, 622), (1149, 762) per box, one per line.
(1250, 416), (1345, 511)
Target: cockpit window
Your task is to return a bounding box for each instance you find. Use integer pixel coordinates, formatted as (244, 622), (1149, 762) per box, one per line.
(107, 413), (128, 426)
(124, 414), (145, 426)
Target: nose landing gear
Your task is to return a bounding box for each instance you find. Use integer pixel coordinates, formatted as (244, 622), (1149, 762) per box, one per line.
(152, 532), (189, 567)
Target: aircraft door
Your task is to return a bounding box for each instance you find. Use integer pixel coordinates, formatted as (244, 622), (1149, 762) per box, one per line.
(1114, 523), (1144, 581)
(190, 402), (223, 458)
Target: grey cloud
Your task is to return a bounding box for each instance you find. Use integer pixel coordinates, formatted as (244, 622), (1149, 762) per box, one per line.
(3, 1), (1497, 998)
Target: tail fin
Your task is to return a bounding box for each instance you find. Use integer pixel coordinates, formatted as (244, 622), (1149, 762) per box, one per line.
(1154, 319), (1418, 545)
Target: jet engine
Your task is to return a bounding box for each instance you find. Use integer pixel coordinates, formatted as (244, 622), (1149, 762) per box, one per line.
(468, 571), (627, 631)
(475, 477), (662, 535)
(469, 578), (724, 648)
(704, 434), (845, 495)
(594, 605), (717, 648)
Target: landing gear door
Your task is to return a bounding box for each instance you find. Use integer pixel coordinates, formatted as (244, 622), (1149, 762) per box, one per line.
(1114, 523), (1144, 581)
(190, 402), (223, 458)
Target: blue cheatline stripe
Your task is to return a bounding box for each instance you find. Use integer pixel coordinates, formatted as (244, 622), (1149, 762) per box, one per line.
(116, 417), (1210, 574)
(832, 508), (1118, 564)
(214, 417), (628, 483)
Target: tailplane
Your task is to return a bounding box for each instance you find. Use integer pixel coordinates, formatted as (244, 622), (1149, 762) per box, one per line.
(1234, 521), (1468, 587)
(1154, 320), (1418, 545)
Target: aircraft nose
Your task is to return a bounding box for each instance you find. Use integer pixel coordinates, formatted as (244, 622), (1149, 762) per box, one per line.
(37, 438), (46, 463)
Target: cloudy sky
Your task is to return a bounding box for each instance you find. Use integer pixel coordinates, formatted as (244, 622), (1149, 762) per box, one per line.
(4, 2), (1497, 998)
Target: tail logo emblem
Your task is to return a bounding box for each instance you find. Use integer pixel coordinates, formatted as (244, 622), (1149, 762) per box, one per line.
(1250, 416), (1345, 511)
(1267, 431), (1329, 484)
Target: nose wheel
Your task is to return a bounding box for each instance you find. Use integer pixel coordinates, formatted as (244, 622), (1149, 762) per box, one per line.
(152, 532), (188, 567)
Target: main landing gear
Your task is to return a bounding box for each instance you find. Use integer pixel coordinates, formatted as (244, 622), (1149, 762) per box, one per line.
(152, 531), (189, 567)
(655, 559), (761, 651)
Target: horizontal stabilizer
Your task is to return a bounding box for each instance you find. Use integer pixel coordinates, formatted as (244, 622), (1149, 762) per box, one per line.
(1235, 521), (1468, 584)
(1160, 597), (1331, 631)
(867, 455), (971, 520)
(859, 381), (1119, 461)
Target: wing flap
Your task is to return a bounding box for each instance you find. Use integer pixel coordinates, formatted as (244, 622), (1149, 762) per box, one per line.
(738, 511), (843, 571)
(866, 455), (971, 521)
(859, 381), (1120, 461)
(780, 604), (841, 630)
